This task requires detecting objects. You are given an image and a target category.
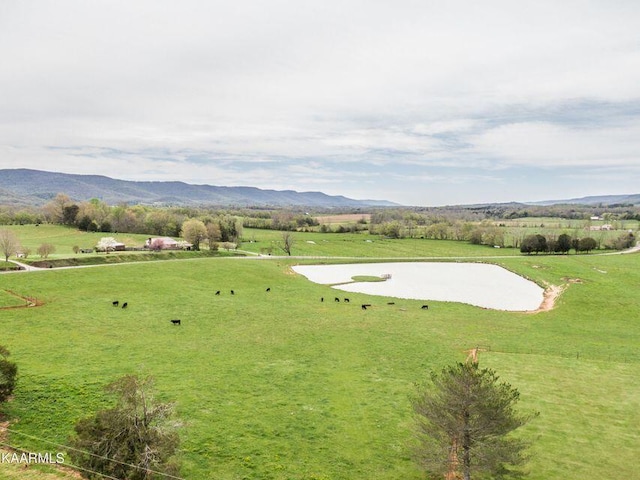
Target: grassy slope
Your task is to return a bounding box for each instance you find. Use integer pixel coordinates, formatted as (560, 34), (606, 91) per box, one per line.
(0, 238), (638, 478)
(0, 456), (75, 480)
(2, 224), (153, 257)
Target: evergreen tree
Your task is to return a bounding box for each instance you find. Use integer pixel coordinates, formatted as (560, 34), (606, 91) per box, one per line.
(412, 362), (537, 480)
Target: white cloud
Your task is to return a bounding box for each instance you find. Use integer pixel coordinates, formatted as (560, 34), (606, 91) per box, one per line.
(469, 121), (640, 167)
(1, 1), (640, 205)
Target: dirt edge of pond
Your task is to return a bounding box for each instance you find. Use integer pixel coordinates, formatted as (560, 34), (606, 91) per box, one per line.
(528, 283), (567, 314)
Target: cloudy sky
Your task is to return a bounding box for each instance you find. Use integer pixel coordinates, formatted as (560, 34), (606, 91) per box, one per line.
(1, 1), (639, 206)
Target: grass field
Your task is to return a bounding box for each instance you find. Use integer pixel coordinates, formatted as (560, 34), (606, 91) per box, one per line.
(241, 228), (523, 257)
(1, 228), (639, 479)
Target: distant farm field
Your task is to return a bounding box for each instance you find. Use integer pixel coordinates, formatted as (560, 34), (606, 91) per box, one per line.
(1, 246), (640, 479)
(241, 228), (522, 257)
(1, 224), (153, 259)
(314, 213), (371, 225)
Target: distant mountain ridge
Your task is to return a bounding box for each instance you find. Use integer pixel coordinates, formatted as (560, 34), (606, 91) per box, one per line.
(0, 169), (398, 207)
(526, 194), (640, 206)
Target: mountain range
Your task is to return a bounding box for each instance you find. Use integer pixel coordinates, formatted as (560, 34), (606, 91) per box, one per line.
(0, 169), (397, 208)
(0, 169), (638, 208)
(527, 194), (640, 206)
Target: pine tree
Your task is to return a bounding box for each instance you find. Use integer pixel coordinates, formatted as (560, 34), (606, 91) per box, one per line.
(412, 362), (537, 480)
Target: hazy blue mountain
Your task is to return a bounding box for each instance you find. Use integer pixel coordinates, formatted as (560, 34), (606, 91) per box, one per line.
(526, 194), (640, 206)
(0, 169), (398, 207)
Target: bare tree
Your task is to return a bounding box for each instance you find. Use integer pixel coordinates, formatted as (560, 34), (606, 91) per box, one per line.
(37, 243), (56, 259)
(0, 229), (20, 262)
(279, 231), (295, 256)
(206, 221), (221, 250)
(43, 192), (72, 223)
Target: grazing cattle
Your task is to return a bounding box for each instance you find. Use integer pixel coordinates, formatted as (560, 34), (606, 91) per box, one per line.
(230, 290), (235, 295)
(215, 290), (220, 295)
(112, 301), (119, 307)
(335, 297), (340, 302)
(387, 302), (395, 305)
(321, 297), (324, 302)
(266, 287), (271, 292)
(171, 319), (181, 325)
(344, 298), (350, 303)
(421, 305), (429, 310)
(122, 302), (128, 309)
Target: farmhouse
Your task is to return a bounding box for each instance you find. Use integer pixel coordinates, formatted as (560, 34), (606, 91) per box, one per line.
(145, 237), (192, 250)
(589, 224), (613, 231)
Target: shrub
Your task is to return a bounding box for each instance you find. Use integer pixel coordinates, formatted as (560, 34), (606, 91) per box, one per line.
(0, 346), (18, 403)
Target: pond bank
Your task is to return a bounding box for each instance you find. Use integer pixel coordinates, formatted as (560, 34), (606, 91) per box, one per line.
(293, 262), (546, 311)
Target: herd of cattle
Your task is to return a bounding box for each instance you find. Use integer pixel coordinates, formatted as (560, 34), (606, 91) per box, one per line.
(111, 287), (428, 326)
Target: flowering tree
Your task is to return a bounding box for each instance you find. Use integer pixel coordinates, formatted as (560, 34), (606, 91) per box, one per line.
(96, 237), (118, 253)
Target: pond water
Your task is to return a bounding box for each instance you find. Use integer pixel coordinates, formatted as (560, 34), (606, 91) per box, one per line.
(292, 262), (544, 311)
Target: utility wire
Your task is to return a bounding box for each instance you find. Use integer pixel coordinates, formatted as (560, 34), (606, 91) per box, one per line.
(0, 425), (186, 480)
(0, 438), (121, 480)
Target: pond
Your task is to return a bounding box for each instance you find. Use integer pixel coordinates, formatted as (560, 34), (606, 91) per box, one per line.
(292, 262), (544, 311)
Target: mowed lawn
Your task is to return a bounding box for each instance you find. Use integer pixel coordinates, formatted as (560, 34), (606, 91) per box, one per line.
(1, 252), (639, 479)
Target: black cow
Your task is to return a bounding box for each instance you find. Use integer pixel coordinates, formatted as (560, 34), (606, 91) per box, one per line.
(171, 319), (181, 325)
(387, 302), (395, 305)
(266, 287), (271, 292)
(321, 297), (324, 302)
(335, 297), (340, 302)
(362, 304), (372, 310)
(231, 290), (235, 295)
(112, 301), (119, 307)
(122, 302), (128, 309)
(344, 298), (350, 303)
(215, 290), (221, 295)
(421, 305), (429, 310)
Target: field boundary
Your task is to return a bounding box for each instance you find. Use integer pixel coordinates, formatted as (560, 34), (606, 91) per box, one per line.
(0, 290), (43, 310)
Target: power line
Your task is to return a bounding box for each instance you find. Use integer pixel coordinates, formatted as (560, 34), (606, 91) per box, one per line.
(0, 439), (121, 480)
(0, 426), (186, 480)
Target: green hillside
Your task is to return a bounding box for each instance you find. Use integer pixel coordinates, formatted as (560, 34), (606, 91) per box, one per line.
(1, 248), (638, 479)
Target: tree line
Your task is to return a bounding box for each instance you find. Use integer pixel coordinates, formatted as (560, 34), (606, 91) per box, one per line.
(0, 193), (637, 255)
(520, 232), (635, 254)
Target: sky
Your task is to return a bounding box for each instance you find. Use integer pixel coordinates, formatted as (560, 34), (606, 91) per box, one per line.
(1, 1), (639, 206)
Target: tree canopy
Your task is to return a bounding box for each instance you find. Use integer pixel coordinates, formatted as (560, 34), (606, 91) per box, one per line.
(411, 362), (537, 480)
(0, 345), (18, 404)
(69, 375), (180, 480)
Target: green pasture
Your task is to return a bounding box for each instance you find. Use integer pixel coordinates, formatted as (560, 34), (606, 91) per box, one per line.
(0, 289), (27, 308)
(1, 224), (153, 259)
(496, 217), (639, 247)
(3, 225), (525, 261)
(497, 216), (639, 230)
(241, 228), (522, 257)
(1, 250), (639, 479)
